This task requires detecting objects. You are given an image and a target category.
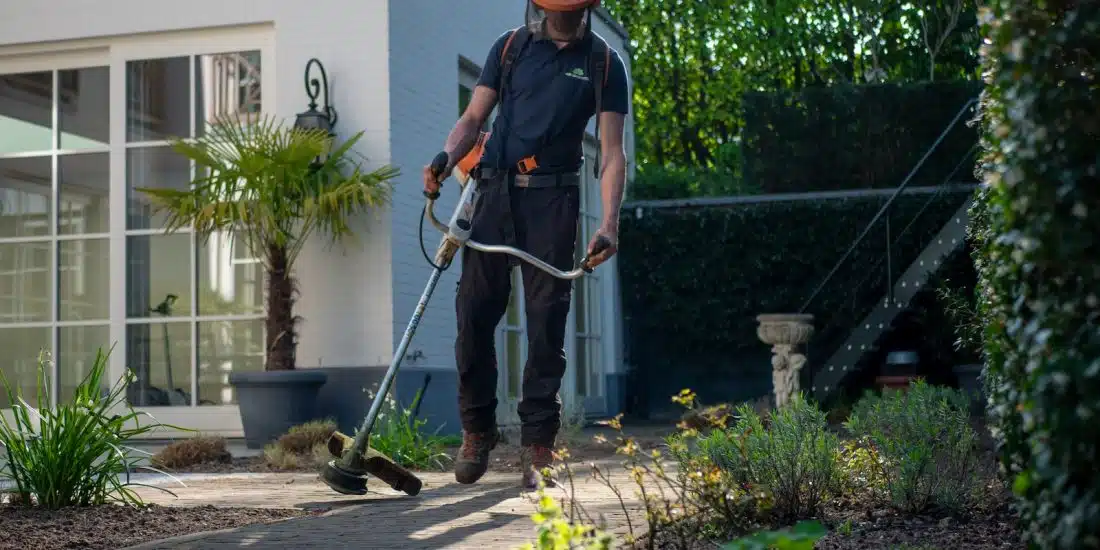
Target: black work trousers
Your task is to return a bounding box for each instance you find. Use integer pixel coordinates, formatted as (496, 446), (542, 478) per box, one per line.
(454, 173), (580, 448)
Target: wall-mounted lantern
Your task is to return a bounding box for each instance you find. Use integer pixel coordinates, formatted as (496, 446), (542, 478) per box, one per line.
(294, 58), (338, 166)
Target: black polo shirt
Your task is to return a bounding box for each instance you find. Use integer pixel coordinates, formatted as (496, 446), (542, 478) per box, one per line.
(475, 29), (629, 175)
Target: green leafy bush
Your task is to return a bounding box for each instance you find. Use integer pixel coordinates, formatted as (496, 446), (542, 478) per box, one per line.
(741, 81), (983, 194)
(835, 439), (887, 496)
(517, 487), (615, 550)
(364, 385), (456, 471)
(974, 1), (1100, 546)
(627, 162), (757, 201)
(0, 349), (181, 509)
(721, 520), (826, 550)
(844, 381), (979, 513)
(701, 394), (840, 520)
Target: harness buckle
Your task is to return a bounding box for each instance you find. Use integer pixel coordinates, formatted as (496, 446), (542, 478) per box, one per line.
(516, 156), (538, 174)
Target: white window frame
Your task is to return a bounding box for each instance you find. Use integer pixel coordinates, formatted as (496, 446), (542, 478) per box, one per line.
(0, 26), (275, 435)
(0, 49), (114, 411)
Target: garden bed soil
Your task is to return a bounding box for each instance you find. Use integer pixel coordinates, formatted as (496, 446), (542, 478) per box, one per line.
(0, 503), (308, 550)
(814, 508), (1022, 549)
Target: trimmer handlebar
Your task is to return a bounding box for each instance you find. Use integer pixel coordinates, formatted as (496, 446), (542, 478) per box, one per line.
(425, 151), (449, 200)
(423, 150), (610, 280)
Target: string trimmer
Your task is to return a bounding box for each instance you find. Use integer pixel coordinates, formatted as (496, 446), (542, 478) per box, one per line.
(319, 139), (611, 497)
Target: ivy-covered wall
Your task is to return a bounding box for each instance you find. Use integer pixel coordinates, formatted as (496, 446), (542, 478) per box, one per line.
(741, 81), (984, 194)
(973, 1), (1100, 546)
(619, 189), (971, 418)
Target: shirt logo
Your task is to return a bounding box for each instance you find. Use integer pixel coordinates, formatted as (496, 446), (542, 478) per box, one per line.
(565, 67), (589, 81)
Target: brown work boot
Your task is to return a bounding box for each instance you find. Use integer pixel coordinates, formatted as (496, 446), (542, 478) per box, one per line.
(521, 444), (556, 490)
(454, 429), (500, 484)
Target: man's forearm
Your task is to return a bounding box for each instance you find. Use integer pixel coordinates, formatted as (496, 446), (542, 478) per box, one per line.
(443, 116), (482, 170)
(599, 149), (627, 231)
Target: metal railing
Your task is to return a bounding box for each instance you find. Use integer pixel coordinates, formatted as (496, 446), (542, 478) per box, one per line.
(797, 97), (981, 384)
(799, 97), (979, 314)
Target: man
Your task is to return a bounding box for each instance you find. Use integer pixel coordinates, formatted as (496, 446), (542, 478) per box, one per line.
(422, 0), (629, 489)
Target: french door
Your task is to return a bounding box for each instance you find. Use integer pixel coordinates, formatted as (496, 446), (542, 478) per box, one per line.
(0, 26), (274, 435)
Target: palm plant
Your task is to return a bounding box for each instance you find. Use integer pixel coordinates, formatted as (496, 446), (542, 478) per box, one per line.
(138, 114), (398, 371)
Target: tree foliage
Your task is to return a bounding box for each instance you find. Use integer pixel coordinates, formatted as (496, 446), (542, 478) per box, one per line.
(602, 0), (980, 191)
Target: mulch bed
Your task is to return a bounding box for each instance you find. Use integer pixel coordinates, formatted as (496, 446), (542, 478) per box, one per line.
(0, 503), (309, 550)
(814, 508), (1023, 549)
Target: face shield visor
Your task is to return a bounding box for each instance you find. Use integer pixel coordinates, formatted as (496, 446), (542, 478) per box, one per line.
(526, 0), (593, 42)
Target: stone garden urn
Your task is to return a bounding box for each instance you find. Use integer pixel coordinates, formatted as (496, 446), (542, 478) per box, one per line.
(756, 314), (815, 408)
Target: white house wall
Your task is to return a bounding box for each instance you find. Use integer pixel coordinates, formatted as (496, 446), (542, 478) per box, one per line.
(386, 1), (635, 379)
(0, 0), (396, 371)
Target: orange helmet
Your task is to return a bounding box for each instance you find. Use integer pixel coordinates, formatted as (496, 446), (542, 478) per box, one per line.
(527, 0), (597, 41)
(532, 0), (600, 10)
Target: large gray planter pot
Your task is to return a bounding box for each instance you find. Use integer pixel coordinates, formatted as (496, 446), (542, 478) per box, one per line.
(229, 370), (328, 449)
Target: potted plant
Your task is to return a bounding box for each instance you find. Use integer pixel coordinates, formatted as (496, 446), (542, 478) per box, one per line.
(139, 114), (398, 448)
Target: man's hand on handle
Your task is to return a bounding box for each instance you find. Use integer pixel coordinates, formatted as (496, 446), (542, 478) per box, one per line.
(423, 151), (452, 199)
(584, 223), (618, 270)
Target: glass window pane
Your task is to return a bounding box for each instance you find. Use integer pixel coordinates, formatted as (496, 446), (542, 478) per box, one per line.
(0, 72), (53, 154)
(198, 318), (264, 406)
(459, 85), (472, 117)
(126, 321), (192, 407)
(198, 231), (264, 315)
(126, 146), (191, 230)
(196, 51), (262, 136)
(0, 156), (52, 238)
(0, 241), (52, 323)
(126, 57), (190, 142)
(575, 336), (588, 396)
(58, 153), (109, 234)
(126, 233), (193, 318)
(60, 238), (109, 321)
(59, 67), (109, 150)
(58, 325), (110, 404)
(507, 330), (522, 399)
(0, 327), (51, 408)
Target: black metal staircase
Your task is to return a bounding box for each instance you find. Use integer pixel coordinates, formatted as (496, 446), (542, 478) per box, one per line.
(799, 98), (980, 403)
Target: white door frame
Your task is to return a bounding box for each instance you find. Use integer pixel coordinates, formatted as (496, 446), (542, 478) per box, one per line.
(108, 28), (274, 436)
(561, 133), (612, 419)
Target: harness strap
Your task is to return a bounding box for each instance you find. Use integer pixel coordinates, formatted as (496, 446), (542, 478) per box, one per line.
(497, 26), (533, 171)
(496, 24), (611, 178)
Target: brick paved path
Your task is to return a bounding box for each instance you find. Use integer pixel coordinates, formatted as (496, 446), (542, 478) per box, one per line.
(126, 461), (648, 549)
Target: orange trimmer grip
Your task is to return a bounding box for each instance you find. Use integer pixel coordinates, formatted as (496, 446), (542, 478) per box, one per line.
(454, 131), (489, 184)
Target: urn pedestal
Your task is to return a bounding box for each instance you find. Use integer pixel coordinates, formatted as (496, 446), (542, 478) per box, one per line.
(756, 314), (815, 408)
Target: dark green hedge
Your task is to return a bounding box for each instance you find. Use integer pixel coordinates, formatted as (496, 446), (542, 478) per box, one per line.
(619, 189), (971, 374)
(741, 81), (984, 194)
(974, 1), (1100, 547)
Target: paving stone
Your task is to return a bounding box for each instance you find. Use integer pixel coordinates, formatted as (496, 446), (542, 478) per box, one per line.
(127, 461), (652, 549)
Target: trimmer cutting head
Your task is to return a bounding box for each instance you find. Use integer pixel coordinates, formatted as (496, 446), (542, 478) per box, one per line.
(320, 431), (424, 497)
(320, 460), (369, 496)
